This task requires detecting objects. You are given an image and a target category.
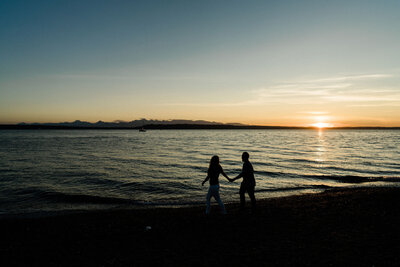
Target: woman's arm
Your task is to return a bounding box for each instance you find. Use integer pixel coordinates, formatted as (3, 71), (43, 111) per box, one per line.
(202, 176), (210, 186)
(221, 169), (231, 181)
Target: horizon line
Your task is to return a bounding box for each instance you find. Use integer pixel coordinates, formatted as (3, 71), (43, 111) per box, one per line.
(1, 123), (400, 130)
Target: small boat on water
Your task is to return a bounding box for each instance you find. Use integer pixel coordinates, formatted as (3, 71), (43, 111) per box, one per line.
(139, 128), (146, 132)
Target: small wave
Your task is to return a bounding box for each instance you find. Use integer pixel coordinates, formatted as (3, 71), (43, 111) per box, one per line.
(377, 177), (400, 183)
(290, 158), (325, 164)
(5, 187), (135, 205)
(254, 161), (277, 168)
(304, 174), (400, 184)
(255, 171), (400, 184)
(256, 184), (332, 193)
(117, 180), (202, 196)
(321, 166), (400, 176)
(0, 168), (17, 173)
(381, 163), (400, 168)
(61, 171), (102, 178)
(40, 190), (135, 205)
(162, 163), (205, 172)
(256, 170), (295, 178)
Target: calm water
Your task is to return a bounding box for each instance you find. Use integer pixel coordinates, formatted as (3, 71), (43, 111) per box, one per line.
(1, 129), (400, 215)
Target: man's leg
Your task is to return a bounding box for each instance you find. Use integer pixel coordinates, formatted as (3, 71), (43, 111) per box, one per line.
(239, 183), (246, 209)
(248, 185), (256, 210)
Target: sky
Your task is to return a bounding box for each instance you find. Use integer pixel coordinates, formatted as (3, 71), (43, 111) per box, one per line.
(1, 0), (400, 127)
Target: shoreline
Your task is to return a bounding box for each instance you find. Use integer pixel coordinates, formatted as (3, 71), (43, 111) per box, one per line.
(2, 187), (400, 266)
(0, 185), (382, 219)
(0, 187), (328, 220)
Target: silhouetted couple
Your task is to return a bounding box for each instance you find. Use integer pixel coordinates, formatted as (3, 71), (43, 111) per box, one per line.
(201, 152), (256, 214)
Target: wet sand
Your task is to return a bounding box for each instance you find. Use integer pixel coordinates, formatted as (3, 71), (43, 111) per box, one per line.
(1, 187), (400, 266)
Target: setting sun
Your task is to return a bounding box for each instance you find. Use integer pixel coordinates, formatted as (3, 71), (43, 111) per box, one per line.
(312, 122), (333, 129)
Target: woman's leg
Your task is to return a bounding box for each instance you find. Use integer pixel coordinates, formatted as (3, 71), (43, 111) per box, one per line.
(206, 186), (212, 214)
(213, 186), (227, 214)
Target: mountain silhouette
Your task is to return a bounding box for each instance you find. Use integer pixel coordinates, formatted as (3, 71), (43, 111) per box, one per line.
(16, 119), (245, 128)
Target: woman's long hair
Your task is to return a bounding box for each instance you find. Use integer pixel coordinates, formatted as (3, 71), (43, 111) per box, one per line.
(208, 155), (220, 174)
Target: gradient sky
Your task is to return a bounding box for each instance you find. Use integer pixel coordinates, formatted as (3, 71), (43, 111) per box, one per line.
(1, 0), (400, 126)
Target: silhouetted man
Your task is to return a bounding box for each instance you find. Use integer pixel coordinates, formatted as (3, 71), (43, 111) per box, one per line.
(231, 152), (256, 210)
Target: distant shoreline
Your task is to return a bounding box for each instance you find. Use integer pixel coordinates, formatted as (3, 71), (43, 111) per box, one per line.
(1, 124), (400, 130)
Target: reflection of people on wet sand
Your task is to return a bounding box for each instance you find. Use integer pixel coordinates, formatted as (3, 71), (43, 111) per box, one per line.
(231, 152), (256, 211)
(202, 155), (230, 214)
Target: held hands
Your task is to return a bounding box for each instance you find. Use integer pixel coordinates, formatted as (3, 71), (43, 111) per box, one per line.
(202, 177), (234, 185)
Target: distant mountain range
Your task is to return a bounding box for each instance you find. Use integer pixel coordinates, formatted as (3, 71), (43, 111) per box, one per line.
(17, 119), (245, 128)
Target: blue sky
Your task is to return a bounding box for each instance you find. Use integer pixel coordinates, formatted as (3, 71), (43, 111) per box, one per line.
(1, 0), (400, 126)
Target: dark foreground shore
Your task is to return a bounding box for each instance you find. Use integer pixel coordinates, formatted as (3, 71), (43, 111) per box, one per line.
(2, 187), (400, 266)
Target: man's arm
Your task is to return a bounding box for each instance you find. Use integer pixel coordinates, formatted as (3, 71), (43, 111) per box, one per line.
(232, 162), (251, 182)
(231, 172), (243, 182)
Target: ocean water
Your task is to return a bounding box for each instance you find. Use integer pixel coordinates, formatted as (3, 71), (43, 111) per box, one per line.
(0, 129), (399, 215)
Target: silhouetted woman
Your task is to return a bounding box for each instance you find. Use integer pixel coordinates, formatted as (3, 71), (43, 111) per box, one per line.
(202, 155), (230, 214)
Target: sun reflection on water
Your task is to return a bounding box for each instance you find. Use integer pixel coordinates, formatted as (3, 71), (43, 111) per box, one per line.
(315, 129), (326, 163)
